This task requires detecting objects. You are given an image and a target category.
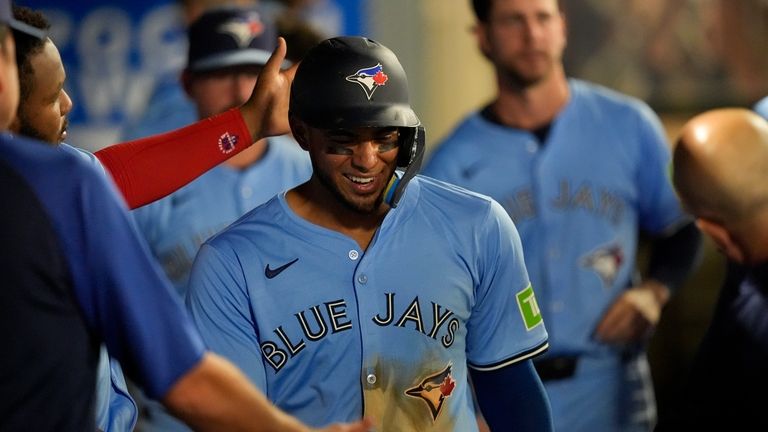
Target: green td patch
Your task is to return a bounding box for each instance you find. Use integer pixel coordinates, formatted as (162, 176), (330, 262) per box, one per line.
(516, 284), (543, 331)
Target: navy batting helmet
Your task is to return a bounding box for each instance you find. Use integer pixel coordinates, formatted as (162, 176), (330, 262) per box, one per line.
(290, 36), (425, 206)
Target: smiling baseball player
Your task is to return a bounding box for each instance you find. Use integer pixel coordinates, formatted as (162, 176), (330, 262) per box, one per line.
(186, 36), (552, 432)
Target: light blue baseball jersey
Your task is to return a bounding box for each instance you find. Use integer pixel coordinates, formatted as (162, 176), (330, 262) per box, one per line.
(422, 79), (687, 431)
(61, 143), (138, 432)
(133, 135), (311, 295)
(186, 176), (548, 431)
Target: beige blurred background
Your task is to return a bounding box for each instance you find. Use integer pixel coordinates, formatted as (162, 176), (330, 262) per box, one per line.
(366, 0), (767, 422)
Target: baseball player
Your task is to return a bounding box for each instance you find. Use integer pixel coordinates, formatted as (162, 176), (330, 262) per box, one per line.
(659, 108), (768, 430)
(10, 6), (300, 431)
(421, 1), (701, 431)
(186, 36), (553, 432)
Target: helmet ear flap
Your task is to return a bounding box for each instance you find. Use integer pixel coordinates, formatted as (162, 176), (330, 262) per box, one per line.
(397, 127), (417, 167)
(388, 126), (425, 208)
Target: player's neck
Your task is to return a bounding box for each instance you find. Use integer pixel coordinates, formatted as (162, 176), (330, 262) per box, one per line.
(224, 139), (268, 170)
(286, 183), (388, 251)
(493, 69), (569, 130)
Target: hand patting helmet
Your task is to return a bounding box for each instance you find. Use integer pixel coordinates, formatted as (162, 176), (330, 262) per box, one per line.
(290, 36), (425, 207)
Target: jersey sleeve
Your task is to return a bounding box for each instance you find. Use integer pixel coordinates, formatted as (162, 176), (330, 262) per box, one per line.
(634, 104), (690, 234)
(68, 165), (206, 399)
(185, 243), (268, 390)
(466, 200), (548, 370)
(95, 108), (252, 209)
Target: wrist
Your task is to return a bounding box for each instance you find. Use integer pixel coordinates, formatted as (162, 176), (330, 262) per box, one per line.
(641, 278), (671, 306)
(236, 105), (264, 143)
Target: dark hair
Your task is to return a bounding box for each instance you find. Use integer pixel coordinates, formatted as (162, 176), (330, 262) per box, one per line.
(471, 0), (563, 23)
(470, 0), (491, 22)
(0, 25), (8, 53)
(12, 6), (50, 102)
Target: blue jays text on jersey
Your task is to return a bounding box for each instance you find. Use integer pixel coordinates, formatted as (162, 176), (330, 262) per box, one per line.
(260, 293), (463, 373)
(186, 176), (548, 432)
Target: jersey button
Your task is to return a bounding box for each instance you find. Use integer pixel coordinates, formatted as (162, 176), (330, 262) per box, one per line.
(366, 374), (377, 385)
(348, 250), (359, 260)
(357, 274), (368, 284)
(241, 186), (253, 199)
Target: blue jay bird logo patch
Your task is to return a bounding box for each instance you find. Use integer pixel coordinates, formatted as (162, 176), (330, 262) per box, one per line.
(581, 243), (624, 288)
(404, 364), (456, 421)
(345, 64), (388, 100)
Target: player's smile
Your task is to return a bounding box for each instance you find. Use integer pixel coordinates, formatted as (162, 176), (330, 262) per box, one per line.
(343, 173), (380, 194)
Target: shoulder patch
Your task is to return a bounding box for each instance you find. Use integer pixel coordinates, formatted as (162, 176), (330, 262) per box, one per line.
(516, 284), (543, 331)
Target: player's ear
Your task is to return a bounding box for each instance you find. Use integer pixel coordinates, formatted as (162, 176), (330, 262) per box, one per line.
(289, 115), (309, 151)
(695, 218), (745, 263)
(473, 22), (493, 61)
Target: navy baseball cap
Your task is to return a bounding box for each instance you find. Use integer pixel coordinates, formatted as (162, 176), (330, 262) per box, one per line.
(186, 6), (277, 73)
(0, 0), (46, 39)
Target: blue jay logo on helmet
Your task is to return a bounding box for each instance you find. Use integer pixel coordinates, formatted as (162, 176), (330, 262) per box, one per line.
(345, 64), (389, 100)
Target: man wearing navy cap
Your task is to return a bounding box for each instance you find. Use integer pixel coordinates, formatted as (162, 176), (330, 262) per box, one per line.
(131, 6), (311, 431)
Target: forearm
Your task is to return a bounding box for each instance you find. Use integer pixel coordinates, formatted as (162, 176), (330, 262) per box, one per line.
(647, 221), (702, 292)
(470, 360), (553, 432)
(163, 353), (309, 432)
(95, 108), (253, 209)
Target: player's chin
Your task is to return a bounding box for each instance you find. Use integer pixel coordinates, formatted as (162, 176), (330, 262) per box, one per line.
(342, 191), (386, 214)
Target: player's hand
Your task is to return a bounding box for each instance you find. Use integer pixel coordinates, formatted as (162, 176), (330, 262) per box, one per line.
(312, 417), (374, 432)
(239, 37), (298, 142)
(593, 279), (670, 346)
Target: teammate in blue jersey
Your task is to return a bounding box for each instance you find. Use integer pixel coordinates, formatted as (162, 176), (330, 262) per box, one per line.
(421, 1), (702, 431)
(186, 36), (553, 432)
(660, 108), (768, 430)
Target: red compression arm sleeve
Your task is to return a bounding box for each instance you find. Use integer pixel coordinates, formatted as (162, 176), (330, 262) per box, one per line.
(95, 108), (251, 209)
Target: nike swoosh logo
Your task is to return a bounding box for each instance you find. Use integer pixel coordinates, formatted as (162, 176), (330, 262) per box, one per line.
(461, 160), (486, 179)
(264, 258), (299, 279)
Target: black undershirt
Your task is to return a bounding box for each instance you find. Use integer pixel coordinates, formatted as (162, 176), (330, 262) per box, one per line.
(480, 104), (553, 144)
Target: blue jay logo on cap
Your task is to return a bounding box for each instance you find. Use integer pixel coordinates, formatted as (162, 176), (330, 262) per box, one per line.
(219, 13), (265, 47)
(345, 64), (388, 100)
